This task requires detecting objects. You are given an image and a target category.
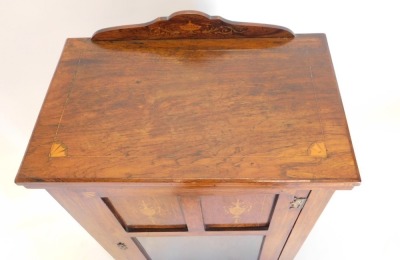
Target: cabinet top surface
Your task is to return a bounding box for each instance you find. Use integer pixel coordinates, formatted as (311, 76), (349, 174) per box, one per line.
(15, 15), (360, 186)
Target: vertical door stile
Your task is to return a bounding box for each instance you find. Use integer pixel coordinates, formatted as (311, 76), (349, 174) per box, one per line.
(179, 196), (205, 232)
(258, 191), (302, 260)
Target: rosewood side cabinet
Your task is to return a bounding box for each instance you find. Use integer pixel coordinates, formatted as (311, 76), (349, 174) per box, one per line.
(15, 11), (360, 260)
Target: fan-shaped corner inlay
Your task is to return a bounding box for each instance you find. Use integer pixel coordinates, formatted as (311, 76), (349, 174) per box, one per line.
(308, 142), (327, 158)
(49, 141), (68, 158)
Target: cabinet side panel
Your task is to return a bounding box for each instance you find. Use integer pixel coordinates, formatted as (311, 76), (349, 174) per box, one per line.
(279, 189), (334, 260)
(47, 189), (146, 260)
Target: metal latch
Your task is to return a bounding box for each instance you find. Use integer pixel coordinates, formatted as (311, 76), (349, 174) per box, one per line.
(289, 197), (307, 209)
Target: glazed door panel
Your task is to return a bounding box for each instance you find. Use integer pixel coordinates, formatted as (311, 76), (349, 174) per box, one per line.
(135, 235), (264, 260)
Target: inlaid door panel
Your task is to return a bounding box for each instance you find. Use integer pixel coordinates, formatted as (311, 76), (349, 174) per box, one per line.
(201, 194), (277, 230)
(102, 196), (187, 232)
(51, 188), (310, 259)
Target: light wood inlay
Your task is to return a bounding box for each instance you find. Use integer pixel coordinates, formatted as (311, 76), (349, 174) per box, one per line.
(49, 141), (67, 158)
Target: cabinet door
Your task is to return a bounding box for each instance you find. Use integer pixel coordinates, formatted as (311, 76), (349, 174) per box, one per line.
(49, 188), (309, 260)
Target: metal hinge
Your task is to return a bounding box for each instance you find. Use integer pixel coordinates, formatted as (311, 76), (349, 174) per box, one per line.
(289, 197), (307, 209)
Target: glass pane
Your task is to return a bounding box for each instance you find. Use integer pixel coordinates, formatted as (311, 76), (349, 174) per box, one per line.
(135, 235), (263, 260)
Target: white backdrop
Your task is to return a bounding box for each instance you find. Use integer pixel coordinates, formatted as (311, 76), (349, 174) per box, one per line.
(1, 1), (399, 259)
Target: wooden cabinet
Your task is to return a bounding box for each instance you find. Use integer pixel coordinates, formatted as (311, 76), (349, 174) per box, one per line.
(15, 11), (360, 260)
(48, 187), (319, 259)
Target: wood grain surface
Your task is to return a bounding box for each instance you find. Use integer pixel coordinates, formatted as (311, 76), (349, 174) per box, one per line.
(15, 31), (359, 186)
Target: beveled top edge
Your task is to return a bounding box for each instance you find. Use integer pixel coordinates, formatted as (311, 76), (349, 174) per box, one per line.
(15, 177), (360, 190)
